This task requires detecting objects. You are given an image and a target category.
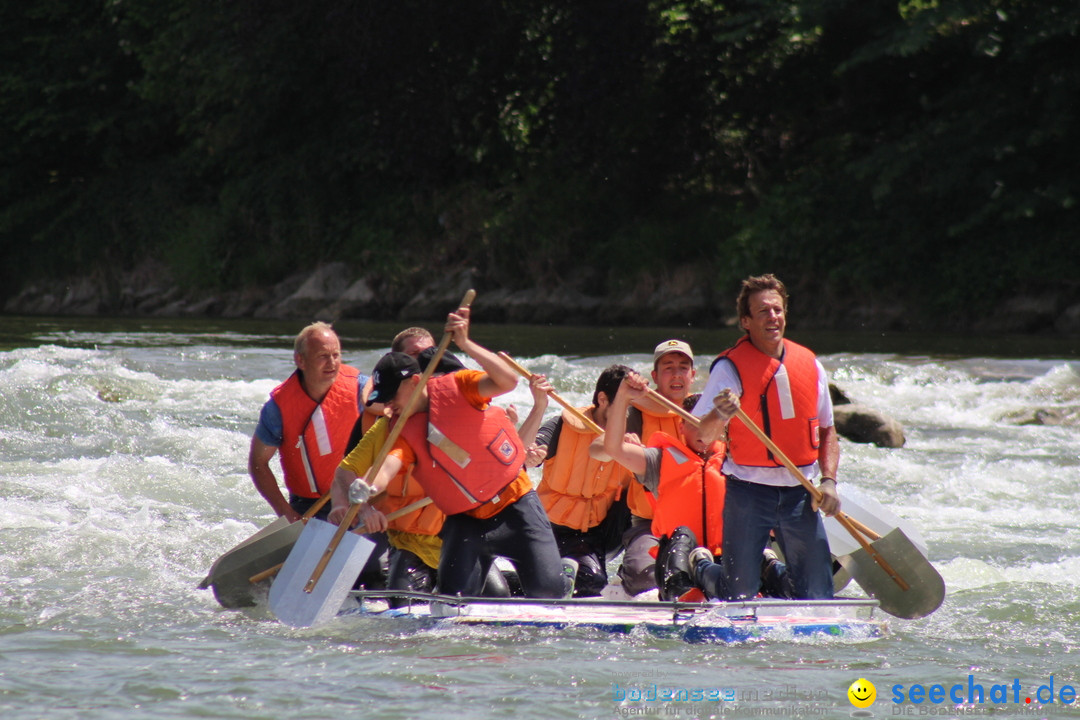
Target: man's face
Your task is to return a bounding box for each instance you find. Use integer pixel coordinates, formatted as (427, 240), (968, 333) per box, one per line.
(388, 374), (421, 415)
(681, 420), (708, 454)
(652, 353), (695, 401)
(296, 330), (342, 386)
(740, 290), (786, 350)
(399, 335), (434, 358)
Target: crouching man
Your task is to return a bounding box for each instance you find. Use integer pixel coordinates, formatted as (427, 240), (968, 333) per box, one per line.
(334, 305), (569, 599)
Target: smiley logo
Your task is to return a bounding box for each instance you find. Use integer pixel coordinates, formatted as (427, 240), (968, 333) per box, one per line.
(848, 678), (876, 708)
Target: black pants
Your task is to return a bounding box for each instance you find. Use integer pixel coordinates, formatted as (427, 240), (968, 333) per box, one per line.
(438, 490), (567, 598)
(551, 498), (631, 597)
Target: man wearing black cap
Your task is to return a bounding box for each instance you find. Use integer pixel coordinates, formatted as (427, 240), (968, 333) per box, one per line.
(331, 342), (507, 604)
(333, 305), (568, 599)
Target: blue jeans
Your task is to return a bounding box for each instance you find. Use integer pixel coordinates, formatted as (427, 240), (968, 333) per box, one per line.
(719, 477), (833, 600)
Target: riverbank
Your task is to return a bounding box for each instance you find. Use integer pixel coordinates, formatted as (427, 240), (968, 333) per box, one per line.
(5, 260), (1080, 334)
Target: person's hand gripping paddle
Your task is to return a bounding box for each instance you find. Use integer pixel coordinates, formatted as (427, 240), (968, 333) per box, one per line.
(644, 387), (945, 619)
(269, 290), (475, 628)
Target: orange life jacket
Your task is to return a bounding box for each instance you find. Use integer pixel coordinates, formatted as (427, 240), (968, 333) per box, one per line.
(717, 336), (821, 468)
(538, 407), (632, 532)
(272, 365), (360, 498)
(399, 372), (524, 516)
(624, 403), (682, 519)
(373, 464), (445, 536)
(647, 433), (726, 555)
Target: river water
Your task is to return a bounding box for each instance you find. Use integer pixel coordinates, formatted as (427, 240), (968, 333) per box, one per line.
(1, 316), (1078, 720)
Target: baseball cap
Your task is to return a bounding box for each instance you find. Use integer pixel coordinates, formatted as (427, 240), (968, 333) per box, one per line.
(653, 339), (694, 366)
(417, 346), (466, 375)
(366, 352), (421, 405)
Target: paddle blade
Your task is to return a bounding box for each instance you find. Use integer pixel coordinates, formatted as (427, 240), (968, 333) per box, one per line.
(206, 520), (304, 608)
(269, 519), (375, 628)
(838, 527), (946, 619)
(822, 485), (929, 558)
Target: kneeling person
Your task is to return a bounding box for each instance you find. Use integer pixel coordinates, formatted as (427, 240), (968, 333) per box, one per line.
(341, 306), (568, 599)
(533, 365), (634, 596)
(603, 374), (725, 600)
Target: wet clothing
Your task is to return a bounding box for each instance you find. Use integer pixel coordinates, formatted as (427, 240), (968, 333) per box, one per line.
(438, 490), (566, 598)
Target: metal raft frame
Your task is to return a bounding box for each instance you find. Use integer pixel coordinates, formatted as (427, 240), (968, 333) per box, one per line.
(344, 589), (883, 641)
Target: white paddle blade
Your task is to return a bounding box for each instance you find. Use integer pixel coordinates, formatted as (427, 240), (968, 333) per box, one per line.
(823, 484), (929, 558)
(269, 519), (375, 628)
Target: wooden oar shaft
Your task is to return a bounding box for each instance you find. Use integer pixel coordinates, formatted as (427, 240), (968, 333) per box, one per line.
(302, 289), (475, 593)
(301, 492), (332, 521)
(498, 352), (604, 434)
(250, 563), (284, 584)
(844, 515), (882, 542)
(729, 406), (908, 590)
(251, 497), (434, 585)
(644, 387), (699, 427)
(834, 514), (909, 589)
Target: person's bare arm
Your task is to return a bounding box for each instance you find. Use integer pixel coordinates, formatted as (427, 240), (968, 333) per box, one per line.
(814, 425), (841, 517)
(247, 437), (298, 521)
(515, 373), (552, 448)
(446, 306), (517, 398)
(327, 465), (358, 526)
(697, 389), (738, 445)
(602, 375), (649, 475)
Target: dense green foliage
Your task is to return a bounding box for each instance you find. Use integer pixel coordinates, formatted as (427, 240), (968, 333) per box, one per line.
(2, 1), (1077, 324)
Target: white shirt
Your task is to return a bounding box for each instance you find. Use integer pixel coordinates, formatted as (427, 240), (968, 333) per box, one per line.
(691, 355), (833, 487)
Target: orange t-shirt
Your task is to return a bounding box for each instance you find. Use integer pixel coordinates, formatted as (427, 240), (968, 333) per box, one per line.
(389, 370), (532, 519)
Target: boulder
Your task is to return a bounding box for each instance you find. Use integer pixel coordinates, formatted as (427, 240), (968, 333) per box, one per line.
(318, 277), (379, 321)
(269, 262), (353, 319)
(829, 383), (854, 406)
(1003, 407), (1080, 427)
(833, 403), (906, 448)
(398, 268), (478, 319)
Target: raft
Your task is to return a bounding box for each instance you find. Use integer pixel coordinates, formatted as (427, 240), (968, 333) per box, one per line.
(339, 591), (886, 644)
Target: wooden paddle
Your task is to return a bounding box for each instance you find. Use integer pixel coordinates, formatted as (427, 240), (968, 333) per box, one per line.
(269, 289), (475, 627)
(497, 351), (604, 433)
(249, 496), (434, 585)
(644, 389), (887, 545)
(200, 492), (332, 608)
(645, 387), (945, 618)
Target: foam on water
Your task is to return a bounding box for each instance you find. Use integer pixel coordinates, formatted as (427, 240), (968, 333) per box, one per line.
(2, 333), (1080, 718)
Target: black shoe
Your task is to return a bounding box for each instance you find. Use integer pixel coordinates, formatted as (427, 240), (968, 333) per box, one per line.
(657, 526), (698, 601)
(759, 547), (788, 598)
